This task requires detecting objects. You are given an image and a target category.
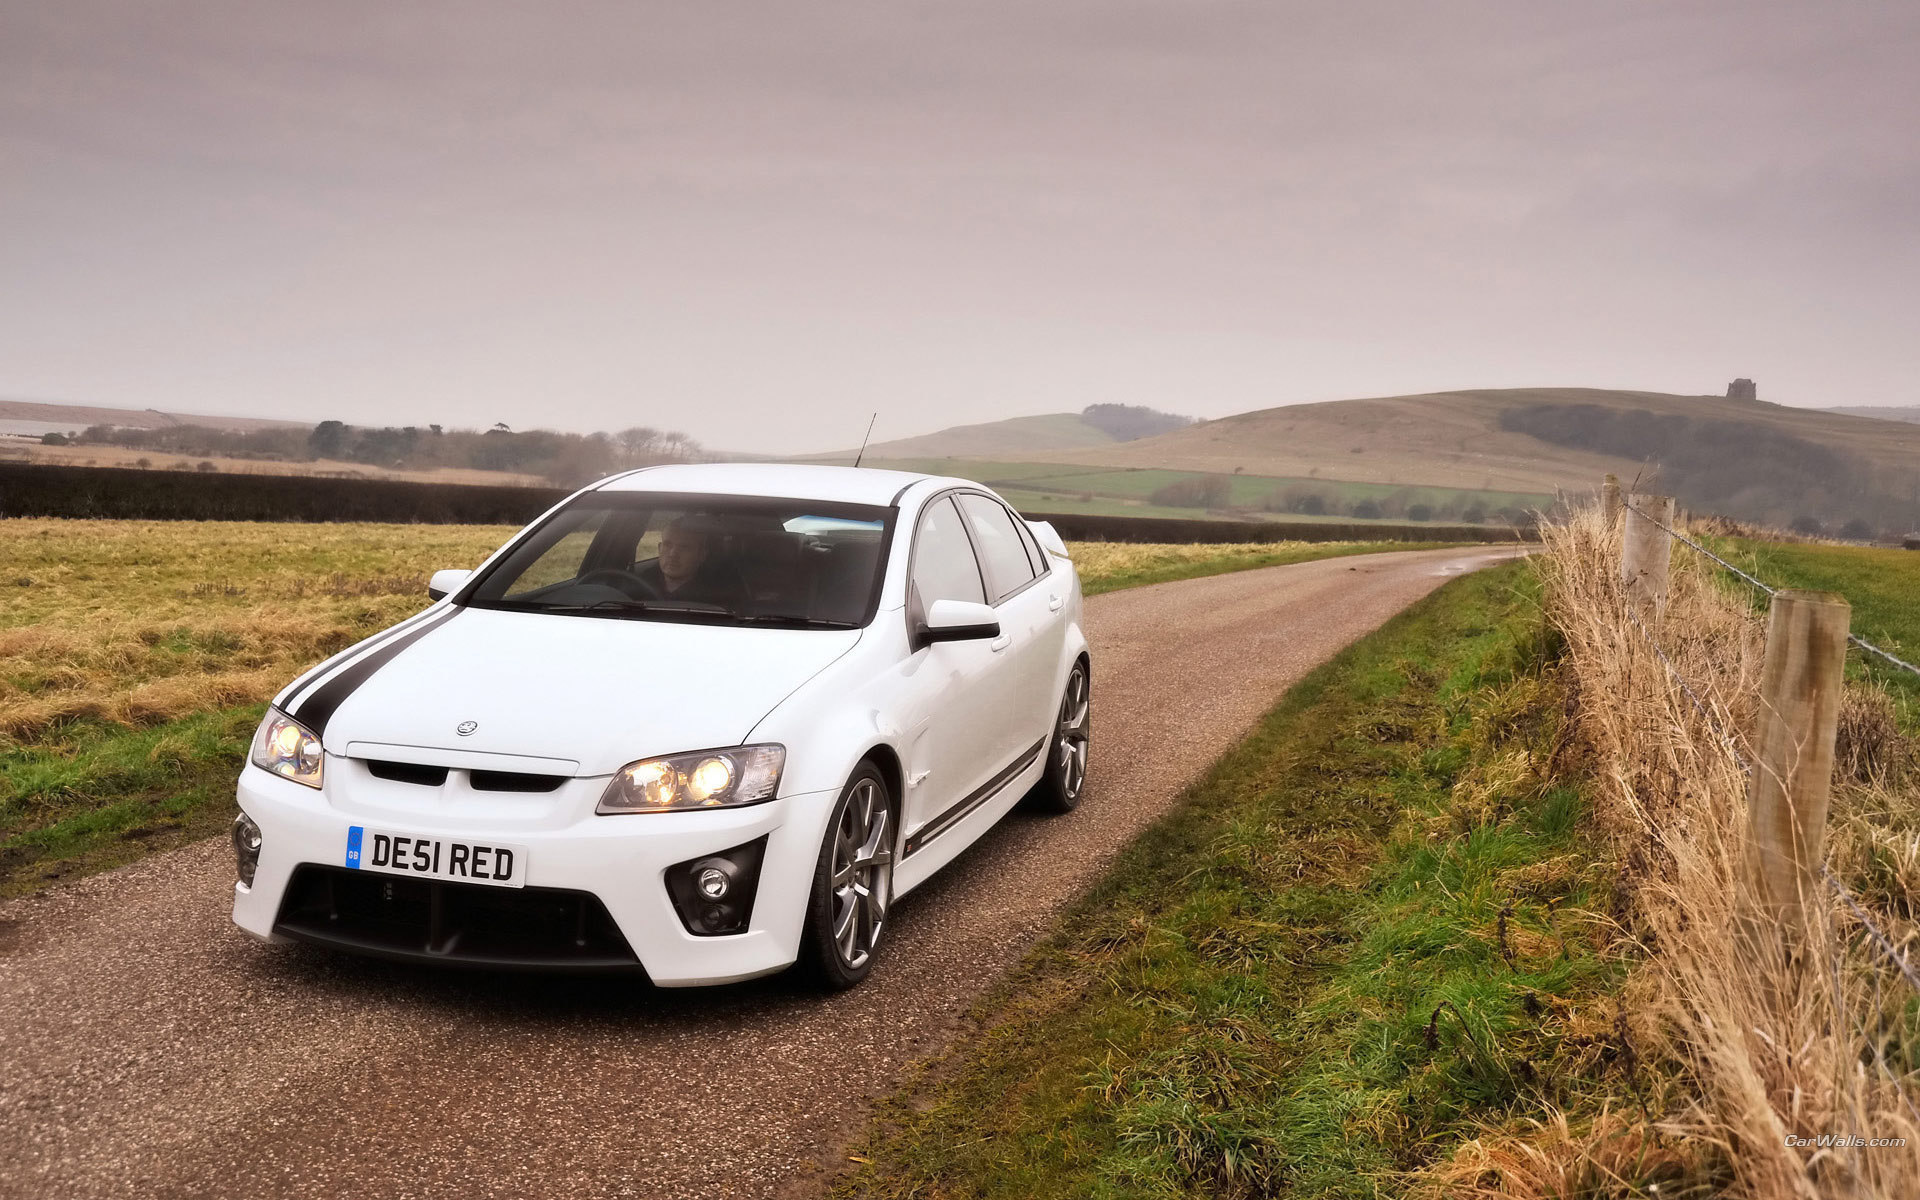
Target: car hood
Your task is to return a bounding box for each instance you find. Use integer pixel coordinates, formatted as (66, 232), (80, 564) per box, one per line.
(312, 607), (862, 776)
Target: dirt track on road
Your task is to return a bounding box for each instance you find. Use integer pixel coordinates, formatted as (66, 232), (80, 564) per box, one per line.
(0, 546), (1523, 1200)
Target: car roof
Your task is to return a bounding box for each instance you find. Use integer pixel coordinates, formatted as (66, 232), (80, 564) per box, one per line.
(592, 462), (966, 507)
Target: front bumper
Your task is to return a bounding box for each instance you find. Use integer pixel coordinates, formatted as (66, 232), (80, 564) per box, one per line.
(230, 764), (838, 987)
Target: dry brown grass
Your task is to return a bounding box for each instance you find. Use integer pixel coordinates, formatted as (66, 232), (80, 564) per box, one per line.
(1525, 505), (1920, 1197)
(0, 519), (517, 743)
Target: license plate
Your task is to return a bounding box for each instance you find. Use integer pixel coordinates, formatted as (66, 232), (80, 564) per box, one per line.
(344, 825), (528, 889)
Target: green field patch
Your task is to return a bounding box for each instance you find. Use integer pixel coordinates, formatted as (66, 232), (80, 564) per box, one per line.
(1724, 538), (1920, 710)
(0, 705), (262, 895)
(853, 457), (1551, 523)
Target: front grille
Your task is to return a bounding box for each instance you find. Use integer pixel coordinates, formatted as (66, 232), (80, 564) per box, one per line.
(274, 865), (642, 973)
(360, 760), (567, 793)
(471, 770), (565, 793)
(366, 760), (448, 786)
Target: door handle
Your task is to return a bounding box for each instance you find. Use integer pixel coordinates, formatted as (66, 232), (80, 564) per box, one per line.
(989, 634), (1012, 652)
(1047, 594), (1063, 612)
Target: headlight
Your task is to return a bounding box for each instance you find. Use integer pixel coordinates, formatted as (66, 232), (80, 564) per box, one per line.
(250, 709), (324, 789)
(597, 745), (784, 814)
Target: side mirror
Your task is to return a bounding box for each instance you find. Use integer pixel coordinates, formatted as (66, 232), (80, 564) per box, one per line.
(428, 569), (472, 602)
(916, 599), (1000, 648)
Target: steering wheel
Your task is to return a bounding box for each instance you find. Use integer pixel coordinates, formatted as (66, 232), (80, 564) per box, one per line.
(575, 568), (662, 599)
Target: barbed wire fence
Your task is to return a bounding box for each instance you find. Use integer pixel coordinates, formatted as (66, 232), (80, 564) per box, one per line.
(1610, 494), (1920, 1131)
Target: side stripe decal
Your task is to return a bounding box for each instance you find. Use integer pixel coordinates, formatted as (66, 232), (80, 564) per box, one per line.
(292, 607), (458, 736)
(903, 737), (1047, 857)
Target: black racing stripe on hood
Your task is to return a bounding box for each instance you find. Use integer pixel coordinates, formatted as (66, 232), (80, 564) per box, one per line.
(293, 607), (458, 736)
(278, 604), (448, 713)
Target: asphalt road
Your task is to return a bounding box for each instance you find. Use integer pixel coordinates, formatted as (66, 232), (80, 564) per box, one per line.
(0, 545), (1523, 1200)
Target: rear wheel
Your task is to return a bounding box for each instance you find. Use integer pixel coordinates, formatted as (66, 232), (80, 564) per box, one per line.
(799, 763), (895, 989)
(1030, 660), (1090, 813)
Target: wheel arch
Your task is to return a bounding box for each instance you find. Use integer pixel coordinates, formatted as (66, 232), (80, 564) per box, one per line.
(856, 742), (905, 813)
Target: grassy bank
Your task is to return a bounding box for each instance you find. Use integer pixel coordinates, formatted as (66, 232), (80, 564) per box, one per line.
(834, 563), (1635, 1198)
(1, 519), (1456, 896)
(1539, 512), (1920, 1196)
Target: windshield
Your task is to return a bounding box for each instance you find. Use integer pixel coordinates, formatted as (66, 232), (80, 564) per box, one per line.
(464, 492), (892, 628)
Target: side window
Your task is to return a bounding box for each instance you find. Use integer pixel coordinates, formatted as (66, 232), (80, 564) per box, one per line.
(956, 494), (1038, 602)
(1015, 516), (1050, 577)
(910, 497), (986, 611)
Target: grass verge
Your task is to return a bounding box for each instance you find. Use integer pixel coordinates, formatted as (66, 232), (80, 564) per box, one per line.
(832, 562), (1632, 1199)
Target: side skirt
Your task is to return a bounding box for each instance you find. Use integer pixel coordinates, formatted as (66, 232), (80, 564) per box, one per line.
(902, 738), (1047, 859)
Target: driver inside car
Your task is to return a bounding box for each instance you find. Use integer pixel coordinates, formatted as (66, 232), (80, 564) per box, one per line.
(632, 516), (747, 608)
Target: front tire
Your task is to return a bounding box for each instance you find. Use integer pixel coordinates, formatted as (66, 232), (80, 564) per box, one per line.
(799, 763), (895, 990)
(1030, 659), (1090, 813)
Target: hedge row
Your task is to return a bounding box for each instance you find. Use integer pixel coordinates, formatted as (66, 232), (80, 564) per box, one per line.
(0, 461), (1531, 544)
(1025, 511), (1532, 545)
(0, 462), (567, 524)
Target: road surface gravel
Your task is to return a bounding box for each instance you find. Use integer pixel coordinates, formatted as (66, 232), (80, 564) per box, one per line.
(0, 545), (1522, 1199)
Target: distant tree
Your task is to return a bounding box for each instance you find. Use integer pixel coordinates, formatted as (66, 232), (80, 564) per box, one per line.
(1461, 502), (1489, 523)
(1351, 499), (1383, 520)
(1150, 476), (1232, 508)
(196, 460), (218, 473)
(1790, 515), (1824, 536)
(492, 422), (512, 432)
(134, 457), (151, 469)
(309, 420), (349, 459)
(429, 424), (443, 436)
(1406, 503), (1433, 522)
(40, 432), (68, 445)
(1080, 403), (1195, 442)
(1840, 518), (1874, 541)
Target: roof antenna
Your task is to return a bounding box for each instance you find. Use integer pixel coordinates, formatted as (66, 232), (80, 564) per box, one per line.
(852, 412), (877, 467)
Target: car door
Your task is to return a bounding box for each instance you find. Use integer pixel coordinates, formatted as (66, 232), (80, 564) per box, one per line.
(954, 493), (1064, 759)
(898, 495), (1025, 847)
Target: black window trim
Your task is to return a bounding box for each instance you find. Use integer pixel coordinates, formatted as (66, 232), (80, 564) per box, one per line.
(950, 490), (1048, 606)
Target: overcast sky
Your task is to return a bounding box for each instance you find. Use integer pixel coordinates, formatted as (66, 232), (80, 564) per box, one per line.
(3, 2), (1916, 453)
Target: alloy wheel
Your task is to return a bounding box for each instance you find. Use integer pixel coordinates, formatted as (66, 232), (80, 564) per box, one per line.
(1055, 664), (1090, 801)
(828, 779), (892, 970)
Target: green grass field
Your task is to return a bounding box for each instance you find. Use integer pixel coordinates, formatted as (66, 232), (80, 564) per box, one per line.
(1722, 539), (1920, 709)
(834, 563), (1639, 1198)
(0, 520), (1461, 896)
(853, 457), (1551, 522)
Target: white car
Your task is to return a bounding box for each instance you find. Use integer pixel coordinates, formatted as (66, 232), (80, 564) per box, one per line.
(230, 464), (1091, 988)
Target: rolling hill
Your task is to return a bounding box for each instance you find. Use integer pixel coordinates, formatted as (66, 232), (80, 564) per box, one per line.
(811, 403), (1194, 462)
(0, 398), (306, 438)
(1824, 406), (1920, 425)
(829, 389), (1920, 532)
(1012, 389), (1920, 492)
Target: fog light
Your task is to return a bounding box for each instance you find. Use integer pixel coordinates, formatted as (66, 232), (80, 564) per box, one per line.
(665, 838), (767, 937)
(232, 811), (263, 887)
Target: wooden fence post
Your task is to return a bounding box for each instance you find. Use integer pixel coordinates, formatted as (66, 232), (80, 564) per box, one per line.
(1602, 474), (1622, 528)
(1745, 589), (1851, 931)
(1619, 493), (1674, 612)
